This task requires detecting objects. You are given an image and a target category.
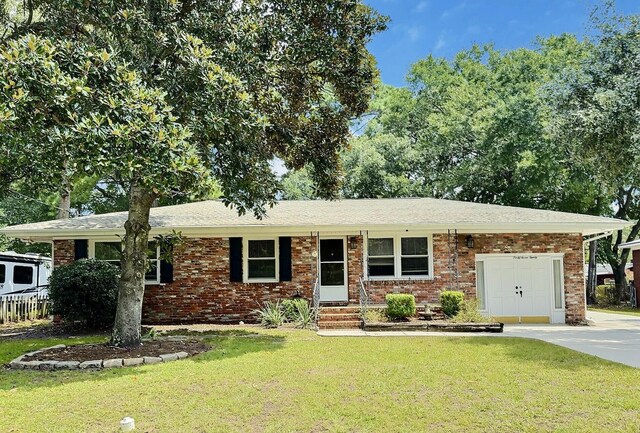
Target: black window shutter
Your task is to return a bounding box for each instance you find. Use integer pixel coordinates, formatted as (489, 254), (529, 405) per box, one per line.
(160, 246), (174, 284)
(279, 237), (292, 281)
(229, 237), (243, 282)
(74, 240), (88, 260)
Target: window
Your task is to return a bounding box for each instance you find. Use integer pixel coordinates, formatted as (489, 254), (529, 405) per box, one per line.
(367, 235), (431, 279)
(476, 261), (486, 310)
(92, 241), (160, 283)
(553, 259), (563, 309)
(145, 241), (161, 283)
(401, 237), (429, 276)
(94, 242), (121, 268)
(246, 239), (277, 281)
(0, 264), (5, 283)
(13, 266), (33, 285)
(368, 238), (395, 277)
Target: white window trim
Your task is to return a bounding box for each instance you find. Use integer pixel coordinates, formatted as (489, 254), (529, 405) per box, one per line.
(365, 233), (434, 281)
(243, 237), (279, 283)
(474, 259), (488, 313)
(88, 240), (161, 285)
(552, 257), (565, 311)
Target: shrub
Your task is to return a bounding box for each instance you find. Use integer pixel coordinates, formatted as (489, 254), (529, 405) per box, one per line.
(48, 259), (120, 329)
(281, 298), (308, 322)
(255, 301), (285, 328)
(385, 294), (416, 320)
(449, 299), (491, 323)
(596, 285), (617, 306)
(440, 291), (465, 317)
(292, 301), (313, 329)
(363, 308), (388, 323)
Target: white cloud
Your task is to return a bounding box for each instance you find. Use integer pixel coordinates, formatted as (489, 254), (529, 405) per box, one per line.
(414, 1), (429, 13)
(433, 33), (447, 51)
(407, 25), (425, 42)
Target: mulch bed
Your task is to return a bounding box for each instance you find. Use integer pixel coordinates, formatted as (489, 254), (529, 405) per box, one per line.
(23, 339), (209, 362)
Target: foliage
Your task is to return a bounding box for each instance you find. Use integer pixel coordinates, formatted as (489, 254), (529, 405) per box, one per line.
(595, 284), (618, 306)
(292, 301), (313, 330)
(363, 308), (388, 323)
(449, 299), (492, 323)
(385, 294), (416, 320)
(0, 1), (387, 345)
(254, 301), (285, 329)
(545, 5), (640, 299)
(48, 259), (120, 328)
(440, 291), (465, 317)
(281, 298), (309, 322)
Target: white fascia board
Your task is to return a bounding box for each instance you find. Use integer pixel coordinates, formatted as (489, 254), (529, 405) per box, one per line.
(2, 219), (630, 241)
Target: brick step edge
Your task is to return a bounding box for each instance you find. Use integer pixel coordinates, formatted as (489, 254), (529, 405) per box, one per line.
(319, 307), (361, 314)
(318, 320), (362, 330)
(319, 314), (361, 321)
(8, 345), (192, 371)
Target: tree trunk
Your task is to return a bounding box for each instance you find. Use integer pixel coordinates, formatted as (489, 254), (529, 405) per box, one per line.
(586, 240), (597, 305)
(612, 263), (628, 304)
(111, 183), (156, 347)
(56, 174), (71, 219)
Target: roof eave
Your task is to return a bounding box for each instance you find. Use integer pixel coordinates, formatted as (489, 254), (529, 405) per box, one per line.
(1, 220), (630, 241)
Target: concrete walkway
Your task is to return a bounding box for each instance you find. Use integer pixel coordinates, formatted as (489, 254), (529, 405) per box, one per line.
(317, 311), (640, 368)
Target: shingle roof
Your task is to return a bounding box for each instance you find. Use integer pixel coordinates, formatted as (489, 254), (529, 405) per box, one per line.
(0, 198), (628, 238)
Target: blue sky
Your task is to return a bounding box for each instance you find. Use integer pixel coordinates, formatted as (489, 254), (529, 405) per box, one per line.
(365, 0), (640, 87)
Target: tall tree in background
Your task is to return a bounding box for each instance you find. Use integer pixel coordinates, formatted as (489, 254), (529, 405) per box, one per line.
(1, 1), (386, 346)
(546, 5), (640, 301)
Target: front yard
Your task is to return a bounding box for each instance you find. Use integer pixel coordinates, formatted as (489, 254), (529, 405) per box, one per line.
(2, 325), (640, 432)
(588, 306), (640, 317)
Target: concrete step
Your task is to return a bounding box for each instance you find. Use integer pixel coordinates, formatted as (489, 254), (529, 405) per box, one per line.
(318, 320), (362, 330)
(319, 306), (360, 314)
(319, 313), (361, 322)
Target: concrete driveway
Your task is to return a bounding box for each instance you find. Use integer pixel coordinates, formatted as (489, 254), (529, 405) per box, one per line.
(502, 310), (640, 368)
(319, 310), (640, 368)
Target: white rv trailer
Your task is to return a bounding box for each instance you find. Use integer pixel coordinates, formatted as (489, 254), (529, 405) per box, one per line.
(0, 251), (51, 296)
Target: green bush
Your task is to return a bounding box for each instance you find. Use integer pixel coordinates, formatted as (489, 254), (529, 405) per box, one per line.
(596, 284), (617, 306)
(254, 301), (285, 328)
(281, 298), (308, 322)
(385, 294), (416, 320)
(48, 259), (120, 329)
(449, 299), (491, 323)
(440, 291), (464, 317)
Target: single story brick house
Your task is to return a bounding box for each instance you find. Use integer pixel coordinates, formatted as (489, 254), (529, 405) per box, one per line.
(0, 198), (628, 325)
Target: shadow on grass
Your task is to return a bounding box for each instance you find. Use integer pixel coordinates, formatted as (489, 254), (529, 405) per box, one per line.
(455, 336), (633, 370)
(0, 331), (286, 391)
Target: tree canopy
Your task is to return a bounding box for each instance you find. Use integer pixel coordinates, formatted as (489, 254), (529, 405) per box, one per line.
(1, 0), (387, 346)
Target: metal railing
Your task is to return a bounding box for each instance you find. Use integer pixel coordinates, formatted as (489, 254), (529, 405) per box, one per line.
(312, 277), (320, 324)
(358, 277), (369, 318)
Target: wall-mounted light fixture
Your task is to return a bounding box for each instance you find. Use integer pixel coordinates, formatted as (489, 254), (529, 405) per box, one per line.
(349, 237), (358, 249)
(466, 235), (474, 249)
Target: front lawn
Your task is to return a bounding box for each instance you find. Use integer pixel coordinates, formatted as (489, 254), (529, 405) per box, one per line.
(1, 329), (640, 432)
(588, 306), (640, 317)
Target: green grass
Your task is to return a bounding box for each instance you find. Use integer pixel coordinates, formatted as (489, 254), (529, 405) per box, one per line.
(588, 306), (640, 317)
(1, 329), (640, 433)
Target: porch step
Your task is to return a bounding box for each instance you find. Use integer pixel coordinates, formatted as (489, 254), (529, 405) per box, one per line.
(317, 305), (362, 330)
(319, 306), (360, 314)
(319, 313), (361, 322)
(318, 320), (362, 330)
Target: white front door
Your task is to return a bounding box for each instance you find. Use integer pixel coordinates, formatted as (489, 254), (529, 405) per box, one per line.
(484, 255), (557, 323)
(319, 238), (348, 302)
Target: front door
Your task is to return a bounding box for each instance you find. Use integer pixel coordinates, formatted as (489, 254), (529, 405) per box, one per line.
(319, 238), (348, 302)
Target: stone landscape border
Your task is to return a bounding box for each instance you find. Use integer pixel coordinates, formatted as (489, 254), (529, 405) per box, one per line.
(8, 344), (191, 370)
(362, 322), (504, 333)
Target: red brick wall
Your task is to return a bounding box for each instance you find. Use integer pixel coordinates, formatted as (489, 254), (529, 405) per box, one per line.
(52, 232), (585, 324)
(53, 240), (75, 267)
(142, 236), (317, 324)
(365, 233), (585, 323)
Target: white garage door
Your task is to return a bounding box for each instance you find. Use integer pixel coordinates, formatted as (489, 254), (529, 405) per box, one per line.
(481, 254), (565, 324)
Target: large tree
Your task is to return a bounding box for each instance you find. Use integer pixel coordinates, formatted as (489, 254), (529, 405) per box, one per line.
(1, 1), (387, 346)
(546, 6), (640, 300)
